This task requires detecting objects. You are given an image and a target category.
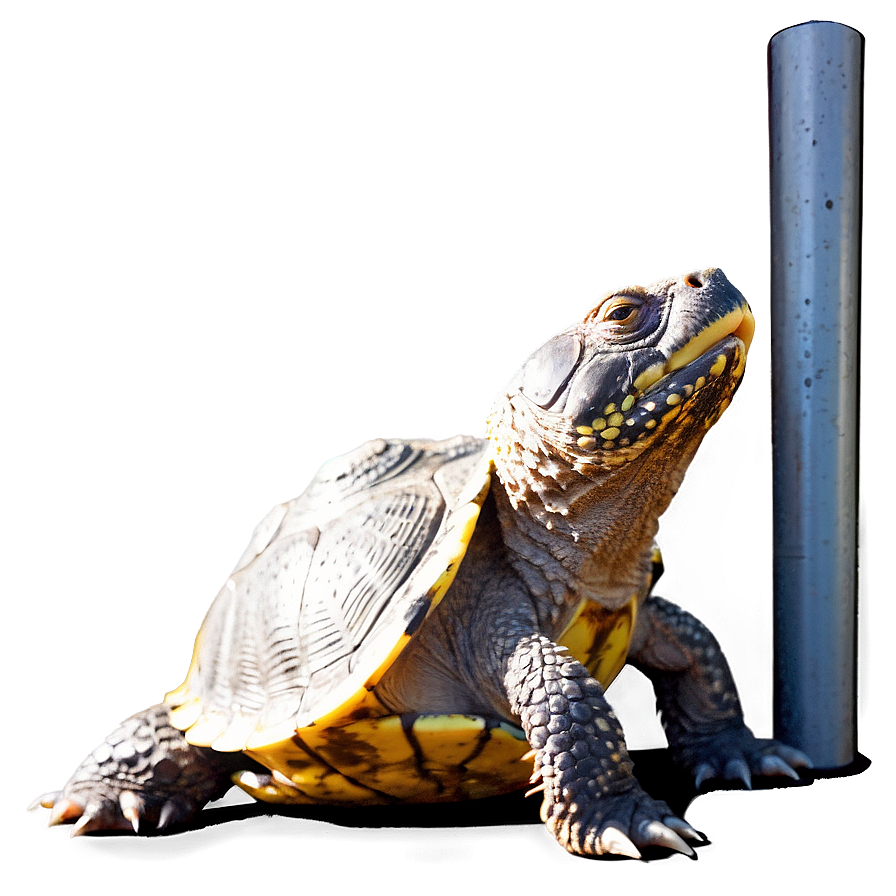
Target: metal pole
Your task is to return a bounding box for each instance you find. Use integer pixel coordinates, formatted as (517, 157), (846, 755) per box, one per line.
(768, 21), (863, 771)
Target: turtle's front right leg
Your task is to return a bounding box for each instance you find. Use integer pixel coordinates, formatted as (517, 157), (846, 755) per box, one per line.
(32, 704), (234, 835)
(504, 633), (702, 859)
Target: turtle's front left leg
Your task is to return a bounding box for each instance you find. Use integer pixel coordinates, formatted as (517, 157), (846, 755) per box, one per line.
(627, 595), (812, 790)
(32, 704), (235, 835)
(503, 633), (702, 859)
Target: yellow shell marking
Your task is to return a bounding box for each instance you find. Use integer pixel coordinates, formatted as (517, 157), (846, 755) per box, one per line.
(709, 353), (727, 378)
(601, 427), (620, 440)
(607, 412), (624, 427)
(620, 394), (636, 412)
(240, 714), (531, 804)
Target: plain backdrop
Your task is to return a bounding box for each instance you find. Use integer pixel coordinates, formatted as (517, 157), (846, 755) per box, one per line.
(2, 2), (892, 891)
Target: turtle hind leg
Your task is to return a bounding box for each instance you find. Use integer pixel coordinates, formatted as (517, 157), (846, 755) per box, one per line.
(33, 704), (237, 836)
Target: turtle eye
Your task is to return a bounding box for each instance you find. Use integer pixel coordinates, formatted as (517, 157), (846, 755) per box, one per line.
(599, 297), (643, 326)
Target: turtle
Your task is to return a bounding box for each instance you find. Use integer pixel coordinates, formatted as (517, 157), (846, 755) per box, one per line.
(34, 267), (811, 858)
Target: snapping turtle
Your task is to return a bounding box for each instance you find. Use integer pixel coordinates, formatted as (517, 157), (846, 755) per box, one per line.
(34, 268), (810, 857)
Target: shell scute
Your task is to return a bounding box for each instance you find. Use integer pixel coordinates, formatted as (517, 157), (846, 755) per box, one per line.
(166, 436), (492, 752)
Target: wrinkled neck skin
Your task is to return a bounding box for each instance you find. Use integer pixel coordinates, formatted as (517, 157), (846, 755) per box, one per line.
(488, 394), (702, 631)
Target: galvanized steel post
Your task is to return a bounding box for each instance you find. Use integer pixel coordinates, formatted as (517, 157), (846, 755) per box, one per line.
(768, 21), (863, 770)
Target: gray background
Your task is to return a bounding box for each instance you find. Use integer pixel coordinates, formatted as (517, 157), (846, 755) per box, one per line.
(4, 1), (890, 889)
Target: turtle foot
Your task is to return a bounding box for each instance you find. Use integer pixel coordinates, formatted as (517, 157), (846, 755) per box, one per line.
(672, 723), (813, 792)
(31, 704), (233, 836)
(32, 787), (203, 836)
(545, 784), (704, 860)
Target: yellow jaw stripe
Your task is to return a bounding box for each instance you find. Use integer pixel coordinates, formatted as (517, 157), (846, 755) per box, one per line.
(634, 306), (755, 393)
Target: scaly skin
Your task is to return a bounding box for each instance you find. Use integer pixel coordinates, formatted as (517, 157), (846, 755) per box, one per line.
(34, 705), (234, 835)
(504, 633), (700, 858)
(629, 595), (811, 790)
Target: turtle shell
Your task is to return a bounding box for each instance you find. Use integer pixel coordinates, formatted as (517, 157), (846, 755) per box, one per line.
(166, 436), (492, 752)
(165, 434), (643, 805)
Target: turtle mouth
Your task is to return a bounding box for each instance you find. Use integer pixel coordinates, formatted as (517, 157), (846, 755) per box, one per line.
(572, 305), (754, 452)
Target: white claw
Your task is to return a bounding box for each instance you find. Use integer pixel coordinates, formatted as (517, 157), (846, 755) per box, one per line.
(28, 792), (60, 812)
(776, 744), (814, 769)
(724, 758), (753, 790)
(47, 797), (83, 828)
(663, 815), (704, 843)
(641, 820), (696, 858)
(157, 799), (177, 831)
(694, 763), (715, 791)
(118, 791), (144, 833)
(70, 807), (98, 838)
(760, 754), (801, 779)
(157, 796), (191, 832)
(599, 826), (642, 860)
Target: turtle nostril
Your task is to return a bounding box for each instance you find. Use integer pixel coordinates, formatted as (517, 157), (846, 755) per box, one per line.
(684, 273), (704, 289)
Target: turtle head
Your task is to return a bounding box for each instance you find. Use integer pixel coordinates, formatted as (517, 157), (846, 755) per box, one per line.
(488, 268), (754, 477)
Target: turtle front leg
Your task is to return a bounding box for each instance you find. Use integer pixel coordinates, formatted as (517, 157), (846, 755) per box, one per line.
(628, 595), (812, 790)
(33, 704), (235, 835)
(504, 633), (701, 859)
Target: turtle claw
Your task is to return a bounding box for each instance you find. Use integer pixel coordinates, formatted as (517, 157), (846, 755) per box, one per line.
(771, 743), (813, 771)
(639, 820), (696, 859)
(28, 791), (61, 812)
(118, 792), (144, 833)
(69, 805), (106, 840)
(46, 797), (84, 828)
(156, 796), (196, 832)
(663, 815), (705, 844)
(69, 815), (92, 840)
(723, 758), (752, 790)
(759, 753), (802, 780)
(676, 725), (812, 792)
(694, 763), (715, 792)
(599, 826), (642, 860)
